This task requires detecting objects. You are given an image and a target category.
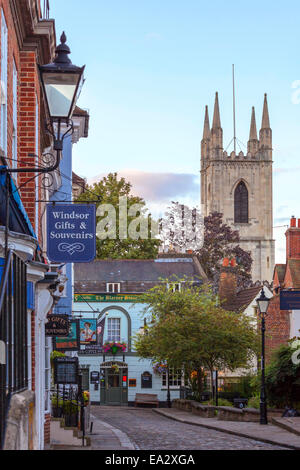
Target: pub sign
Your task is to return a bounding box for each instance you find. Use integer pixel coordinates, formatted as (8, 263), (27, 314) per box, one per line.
(45, 314), (70, 337)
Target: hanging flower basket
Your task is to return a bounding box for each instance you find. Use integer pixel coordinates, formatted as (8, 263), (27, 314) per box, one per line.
(103, 341), (127, 355)
(153, 362), (168, 375)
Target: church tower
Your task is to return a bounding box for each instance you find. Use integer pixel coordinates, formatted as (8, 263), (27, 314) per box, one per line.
(201, 93), (275, 283)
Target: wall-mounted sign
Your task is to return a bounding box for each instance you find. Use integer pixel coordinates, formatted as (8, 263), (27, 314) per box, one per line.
(45, 314), (70, 337)
(47, 204), (96, 263)
(79, 318), (97, 345)
(74, 293), (141, 303)
(54, 357), (79, 385)
(141, 371), (152, 389)
(54, 319), (79, 351)
(129, 379), (136, 387)
(79, 345), (103, 356)
(90, 371), (100, 384)
(280, 290), (300, 310)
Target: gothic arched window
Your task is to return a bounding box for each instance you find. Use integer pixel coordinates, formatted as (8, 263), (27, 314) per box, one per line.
(234, 181), (248, 223)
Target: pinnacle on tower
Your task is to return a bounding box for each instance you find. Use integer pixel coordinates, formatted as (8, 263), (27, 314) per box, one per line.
(248, 107), (259, 155)
(203, 105), (210, 139)
(211, 92), (223, 154)
(201, 105), (211, 160)
(261, 93), (270, 129)
(259, 93), (272, 156)
(212, 92), (221, 129)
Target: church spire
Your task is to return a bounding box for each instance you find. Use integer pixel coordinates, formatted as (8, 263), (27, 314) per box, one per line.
(211, 92), (223, 155)
(201, 105), (211, 160)
(259, 93), (272, 158)
(248, 107), (259, 155)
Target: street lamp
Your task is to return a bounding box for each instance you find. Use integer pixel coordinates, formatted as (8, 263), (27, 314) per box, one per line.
(39, 32), (85, 158)
(256, 288), (270, 425)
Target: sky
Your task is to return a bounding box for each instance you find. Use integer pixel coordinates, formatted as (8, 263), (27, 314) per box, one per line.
(50, 0), (300, 263)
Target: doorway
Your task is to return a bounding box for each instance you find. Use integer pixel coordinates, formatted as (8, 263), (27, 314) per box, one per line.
(100, 362), (128, 405)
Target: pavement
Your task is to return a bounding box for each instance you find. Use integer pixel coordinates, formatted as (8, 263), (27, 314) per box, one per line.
(153, 408), (300, 450)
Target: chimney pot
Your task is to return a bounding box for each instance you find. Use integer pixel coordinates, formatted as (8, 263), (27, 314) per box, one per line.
(223, 258), (229, 267)
(298, 219), (300, 228)
(291, 217), (296, 228)
(231, 259), (236, 267)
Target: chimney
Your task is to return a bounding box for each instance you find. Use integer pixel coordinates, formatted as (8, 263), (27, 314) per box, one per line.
(286, 217), (300, 260)
(219, 258), (237, 308)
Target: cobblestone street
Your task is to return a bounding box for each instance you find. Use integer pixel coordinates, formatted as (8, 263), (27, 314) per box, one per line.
(90, 406), (288, 450)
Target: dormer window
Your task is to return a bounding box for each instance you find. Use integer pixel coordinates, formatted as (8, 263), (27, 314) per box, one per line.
(168, 282), (181, 292)
(106, 283), (121, 293)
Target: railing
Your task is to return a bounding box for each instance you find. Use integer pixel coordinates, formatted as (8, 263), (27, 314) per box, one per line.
(42, 0), (50, 19)
(0, 251), (28, 449)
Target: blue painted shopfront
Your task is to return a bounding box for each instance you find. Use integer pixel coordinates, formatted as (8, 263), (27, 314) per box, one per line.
(73, 300), (181, 405)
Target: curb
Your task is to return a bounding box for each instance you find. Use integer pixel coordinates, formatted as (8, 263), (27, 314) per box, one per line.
(153, 409), (300, 450)
(272, 417), (300, 437)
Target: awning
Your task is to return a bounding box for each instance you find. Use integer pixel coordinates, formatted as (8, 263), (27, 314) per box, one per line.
(0, 166), (38, 240)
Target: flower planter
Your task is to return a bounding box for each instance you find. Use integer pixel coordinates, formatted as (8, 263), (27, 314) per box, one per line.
(64, 413), (78, 428)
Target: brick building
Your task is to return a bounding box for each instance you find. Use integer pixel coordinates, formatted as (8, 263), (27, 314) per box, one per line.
(267, 217), (300, 359)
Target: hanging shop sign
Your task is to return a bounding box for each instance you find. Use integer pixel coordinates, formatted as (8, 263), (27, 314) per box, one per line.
(45, 314), (70, 337)
(74, 293), (141, 303)
(47, 204), (96, 263)
(54, 357), (79, 385)
(54, 319), (80, 351)
(280, 290), (300, 310)
(79, 318), (97, 345)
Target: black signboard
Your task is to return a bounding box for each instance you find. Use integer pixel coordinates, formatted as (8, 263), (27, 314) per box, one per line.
(90, 371), (100, 384)
(280, 290), (300, 310)
(141, 371), (152, 389)
(45, 314), (70, 337)
(54, 357), (79, 385)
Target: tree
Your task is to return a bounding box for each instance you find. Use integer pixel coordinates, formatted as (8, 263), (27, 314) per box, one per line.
(76, 173), (160, 259)
(264, 342), (300, 408)
(134, 279), (259, 397)
(197, 212), (253, 288)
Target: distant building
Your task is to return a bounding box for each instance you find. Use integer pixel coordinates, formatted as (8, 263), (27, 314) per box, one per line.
(72, 171), (87, 199)
(73, 254), (207, 406)
(201, 93), (275, 283)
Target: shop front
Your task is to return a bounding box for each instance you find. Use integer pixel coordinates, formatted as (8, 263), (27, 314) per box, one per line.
(100, 361), (128, 406)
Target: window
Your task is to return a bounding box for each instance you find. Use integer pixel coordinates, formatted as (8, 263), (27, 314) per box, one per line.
(12, 60), (18, 171)
(162, 369), (182, 388)
(1, 10), (8, 154)
(168, 282), (181, 292)
(45, 337), (51, 412)
(106, 283), (121, 293)
(107, 318), (121, 342)
(234, 181), (249, 223)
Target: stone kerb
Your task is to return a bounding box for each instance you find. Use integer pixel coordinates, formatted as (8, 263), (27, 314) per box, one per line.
(217, 406), (244, 422)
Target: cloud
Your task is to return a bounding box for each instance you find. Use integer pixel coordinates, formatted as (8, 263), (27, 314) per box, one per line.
(88, 170), (200, 203)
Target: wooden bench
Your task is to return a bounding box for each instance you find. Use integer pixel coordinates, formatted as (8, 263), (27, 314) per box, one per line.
(134, 393), (159, 408)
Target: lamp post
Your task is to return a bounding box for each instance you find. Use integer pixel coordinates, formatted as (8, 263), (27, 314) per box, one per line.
(256, 288), (270, 425)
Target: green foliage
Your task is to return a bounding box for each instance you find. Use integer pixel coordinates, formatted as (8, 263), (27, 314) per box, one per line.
(264, 343), (300, 408)
(134, 278), (259, 376)
(50, 351), (66, 368)
(248, 396), (260, 409)
(76, 172), (160, 259)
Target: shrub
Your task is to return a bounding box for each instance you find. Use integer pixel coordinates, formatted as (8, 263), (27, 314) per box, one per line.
(248, 396), (260, 409)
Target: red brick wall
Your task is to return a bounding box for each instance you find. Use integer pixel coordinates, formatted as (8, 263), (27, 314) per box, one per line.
(265, 295), (290, 361)
(44, 413), (51, 446)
